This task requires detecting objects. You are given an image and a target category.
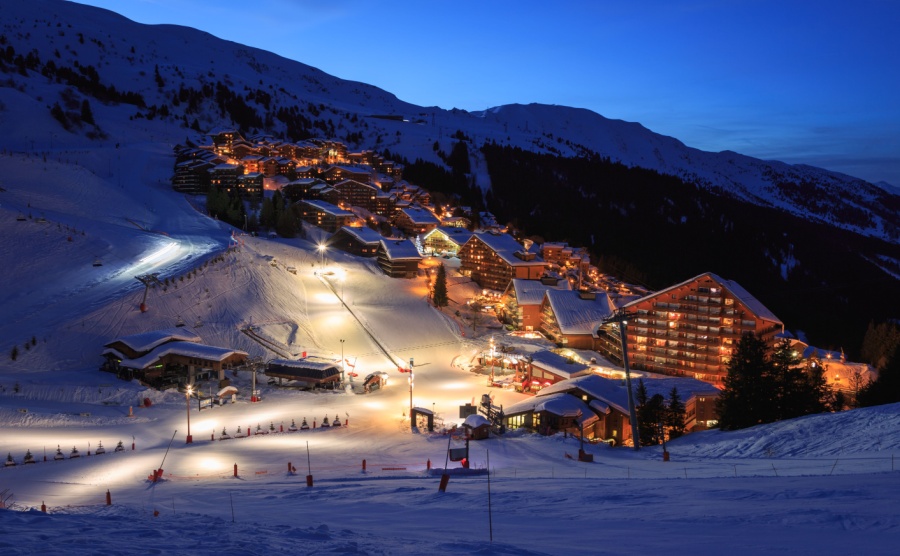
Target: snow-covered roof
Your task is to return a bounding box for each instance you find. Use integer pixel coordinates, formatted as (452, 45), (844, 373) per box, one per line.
(336, 226), (384, 244)
(528, 350), (592, 379)
(624, 272), (781, 324)
(507, 278), (570, 306)
(505, 392), (596, 423)
(463, 414), (490, 428)
(379, 239), (422, 260)
(421, 226), (475, 247)
(400, 207), (440, 225)
(120, 341), (248, 370)
(105, 328), (202, 353)
(266, 359), (340, 381)
(470, 232), (544, 268)
(302, 199), (354, 217)
(544, 289), (614, 336)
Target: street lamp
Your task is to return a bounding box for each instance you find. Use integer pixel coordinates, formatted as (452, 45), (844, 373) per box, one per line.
(489, 336), (496, 385)
(408, 357), (414, 418)
(339, 339), (345, 383)
(317, 243), (326, 271)
(185, 385), (193, 444)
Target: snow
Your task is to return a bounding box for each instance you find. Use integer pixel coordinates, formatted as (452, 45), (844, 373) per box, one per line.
(0, 2), (898, 553)
(4, 161), (898, 555)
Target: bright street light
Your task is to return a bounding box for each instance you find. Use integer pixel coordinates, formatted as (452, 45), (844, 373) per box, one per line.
(185, 385), (193, 444)
(317, 243), (326, 270)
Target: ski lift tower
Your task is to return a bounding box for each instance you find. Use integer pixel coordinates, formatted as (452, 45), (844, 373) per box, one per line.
(601, 309), (641, 450)
(135, 273), (162, 313)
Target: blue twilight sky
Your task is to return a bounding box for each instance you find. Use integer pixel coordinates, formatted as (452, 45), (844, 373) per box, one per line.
(71, 0), (900, 186)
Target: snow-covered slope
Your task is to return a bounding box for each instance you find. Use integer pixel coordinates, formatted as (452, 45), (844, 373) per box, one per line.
(1, 0), (897, 243)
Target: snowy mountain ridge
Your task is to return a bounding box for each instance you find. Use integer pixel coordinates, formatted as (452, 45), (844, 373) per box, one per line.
(1, 0), (897, 243)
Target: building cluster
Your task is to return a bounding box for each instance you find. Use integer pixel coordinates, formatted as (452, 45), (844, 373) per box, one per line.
(163, 129), (876, 444)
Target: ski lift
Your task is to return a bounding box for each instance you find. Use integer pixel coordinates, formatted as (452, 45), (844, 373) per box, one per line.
(16, 213), (26, 222)
(93, 258), (103, 267)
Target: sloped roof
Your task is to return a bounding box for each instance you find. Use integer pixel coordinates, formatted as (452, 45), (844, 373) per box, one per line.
(505, 393), (597, 425)
(421, 226), (475, 247)
(379, 238), (422, 261)
(537, 374), (721, 416)
(506, 278), (570, 306)
(400, 207), (440, 225)
(119, 341), (248, 370)
(336, 226), (383, 244)
(266, 359), (340, 381)
(302, 199), (354, 217)
(528, 350), (592, 379)
(469, 232), (545, 268)
(544, 290), (615, 336)
(104, 328), (202, 353)
(624, 272), (781, 324)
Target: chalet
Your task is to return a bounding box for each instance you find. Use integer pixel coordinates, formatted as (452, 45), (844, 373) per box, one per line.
(497, 278), (571, 332)
(299, 200), (356, 233)
(506, 373), (721, 443)
(265, 359), (341, 388)
(282, 178), (326, 203)
(419, 227), (475, 256)
(541, 242), (591, 275)
(463, 413), (492, 440)
(440, 216), (471, 228)
(330, 226), (383, 257)
(515, 350), (593, 393)
(377, 238), (422, 278)
(294, 166), (318, 179)
(540, 289), (615, 349)
(595, 272), (784, 386)
(322, 164), (371, 184)
(208, 163), (244, 194)
(394, 207), (440, 236)
(240, 154), (263, 174)
(209, 129), (243, 156)
(172, 159), (213, 193)
(504, 393), (598, 439)
(458, 232), (545, 292)
(231, 141), (256, 160)
(236, 173), (263, 199)
(791, 340), (878, 402)
(333, 179), (393, 216)
(100, 328), (248, 388)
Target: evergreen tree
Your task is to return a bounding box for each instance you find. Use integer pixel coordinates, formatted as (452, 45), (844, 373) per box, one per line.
(259, 197), (275, 229)
(80, 99), (94, 125)
(637, 392), (665, 446)
(857, 344), (900, 407)
(274, 204), (299, 238)
(432, 263), (449, 309)
(666, 386), (686, 439)
(716, 333), (771, 430)
(770, 339), (806, 420)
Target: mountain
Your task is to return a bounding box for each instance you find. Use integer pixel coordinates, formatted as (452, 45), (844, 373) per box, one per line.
(1, 0), (897, 243)
(0, 0), (898, 355)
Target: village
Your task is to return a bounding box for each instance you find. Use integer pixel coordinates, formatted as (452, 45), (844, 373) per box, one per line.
(79, 130), (864, 452)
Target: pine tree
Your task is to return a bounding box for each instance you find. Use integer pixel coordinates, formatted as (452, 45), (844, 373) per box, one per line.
(716, 333), (771, 430)
(80, 99), (95, 126)
(432, 263), (449, 309)
(666, 386), (686, 439)
(857, 344), (900, 407)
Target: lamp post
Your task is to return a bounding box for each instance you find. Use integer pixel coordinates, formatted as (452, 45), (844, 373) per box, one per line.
(339, 339), (345, 383)
(317, 243), (326, 271)
(489, 336), (496, 385)
(185, 386), (193, 444)
(408, 357), (414, 418)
